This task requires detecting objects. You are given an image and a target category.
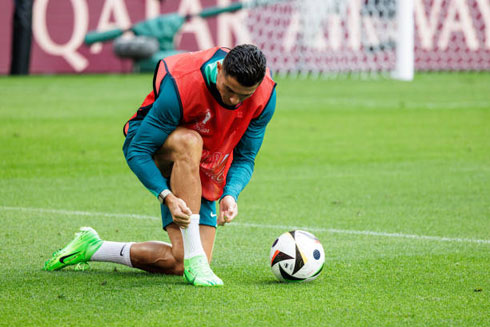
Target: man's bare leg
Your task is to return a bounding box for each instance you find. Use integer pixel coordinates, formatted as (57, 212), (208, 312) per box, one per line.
(128, 224), (216, 274)
(200, 225), (216, 262)
(118, 127), (200, 275)
(156, 127), (203, 214)
(127, 128), (222, 285)
(129, 225), (185, 274)
(43, 222), (217, 275)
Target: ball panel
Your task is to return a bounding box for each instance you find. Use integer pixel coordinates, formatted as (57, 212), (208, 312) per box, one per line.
(295, 230), (319, 241)
(270, 250), (294, 267)
(304, 263), (324, 282)
(270, 230), (325, 283)
(269, 232), (296, 260)
(279, 264), (307, 281)
(292, 243), (306, 274)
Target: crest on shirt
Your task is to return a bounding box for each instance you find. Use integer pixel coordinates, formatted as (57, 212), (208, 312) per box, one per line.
(195, 109), (212, 133)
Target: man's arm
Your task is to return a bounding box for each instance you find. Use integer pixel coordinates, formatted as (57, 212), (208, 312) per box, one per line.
(124, 76), (181, 199)
(218, 89), (276, 225)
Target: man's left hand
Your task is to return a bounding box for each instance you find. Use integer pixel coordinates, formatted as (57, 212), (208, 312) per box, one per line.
(218, 195), (238, 226)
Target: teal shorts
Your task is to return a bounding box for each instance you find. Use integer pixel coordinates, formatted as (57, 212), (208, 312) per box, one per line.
(161, 198), (217, 230)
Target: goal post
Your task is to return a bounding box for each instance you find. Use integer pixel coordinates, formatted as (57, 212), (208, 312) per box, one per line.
(392, 0), (414, 81)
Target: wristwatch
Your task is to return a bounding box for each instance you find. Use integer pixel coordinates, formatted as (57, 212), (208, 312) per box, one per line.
(158, 189), (172, 204)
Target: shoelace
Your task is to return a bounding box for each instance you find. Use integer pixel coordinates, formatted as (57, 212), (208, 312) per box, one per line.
(192, 258), (214, 277)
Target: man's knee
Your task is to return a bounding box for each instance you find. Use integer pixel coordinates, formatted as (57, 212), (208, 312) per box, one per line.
(154, 128), (203, 172)
(169, 128), (203, 154)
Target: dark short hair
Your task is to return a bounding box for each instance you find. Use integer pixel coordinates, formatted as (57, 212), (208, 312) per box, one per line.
(223, 44), (267, 87)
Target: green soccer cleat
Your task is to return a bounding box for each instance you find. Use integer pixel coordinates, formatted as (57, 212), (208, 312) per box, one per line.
(183, 254), (223, 287)
(43, 227), (103, 271)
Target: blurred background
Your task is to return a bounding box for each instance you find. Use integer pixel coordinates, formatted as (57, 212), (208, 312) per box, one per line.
(2, 0), (489, 77)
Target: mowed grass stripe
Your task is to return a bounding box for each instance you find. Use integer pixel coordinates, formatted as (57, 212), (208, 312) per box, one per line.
(2, 205), (489, 245)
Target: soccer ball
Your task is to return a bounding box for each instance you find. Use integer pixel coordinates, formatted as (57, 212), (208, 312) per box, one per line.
(270, 230), (325, 282)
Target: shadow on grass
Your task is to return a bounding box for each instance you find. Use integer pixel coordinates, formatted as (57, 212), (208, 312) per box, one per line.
(235, 276), (320, 288)
(39, 267), (189, 287)
(39, 267), (320, 289)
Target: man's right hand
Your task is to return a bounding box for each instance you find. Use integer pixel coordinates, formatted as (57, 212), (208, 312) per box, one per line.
(165, 193), (192, 229)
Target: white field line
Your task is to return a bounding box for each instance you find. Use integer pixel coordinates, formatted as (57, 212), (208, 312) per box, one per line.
(1, 205), (489, 245)
(0, 206), (159, 221)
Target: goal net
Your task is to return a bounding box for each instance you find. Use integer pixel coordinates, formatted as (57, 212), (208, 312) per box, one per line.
(246, 0), (410, 78)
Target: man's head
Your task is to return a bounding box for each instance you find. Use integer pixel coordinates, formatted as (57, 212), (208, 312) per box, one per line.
(216, 44), (267, 106)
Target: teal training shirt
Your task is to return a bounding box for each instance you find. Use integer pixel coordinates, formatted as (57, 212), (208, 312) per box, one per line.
(203, 58), (220, 85)
(124, 55), (276, 202)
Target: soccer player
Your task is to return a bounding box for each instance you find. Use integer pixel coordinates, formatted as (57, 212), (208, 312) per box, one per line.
(43, 44), (277, 287)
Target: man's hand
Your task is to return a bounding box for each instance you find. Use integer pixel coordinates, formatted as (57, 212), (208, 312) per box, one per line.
(218, 195), (238, 226)
(165, 193), (192, 228)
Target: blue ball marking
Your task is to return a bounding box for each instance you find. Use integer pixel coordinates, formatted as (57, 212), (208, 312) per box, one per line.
(272, 238), (278, 247)
(313, 249), (321, 260)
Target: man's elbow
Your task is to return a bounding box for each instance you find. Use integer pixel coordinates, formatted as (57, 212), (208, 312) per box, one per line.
(124, 148), (151, 168)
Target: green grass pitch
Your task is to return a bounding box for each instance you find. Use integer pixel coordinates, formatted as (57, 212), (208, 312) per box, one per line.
(0, 72), (489, 326)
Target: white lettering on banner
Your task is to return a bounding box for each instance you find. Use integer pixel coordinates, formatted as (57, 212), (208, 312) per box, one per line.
(283, 12), (299, 51)
(33, 0), (89, 71)
(363, 16), (380, 47)
(298, 0), (329, 51)
(346, 0), (393, 51)
(177, 0), (214, 49)
(283, 0), (344, 51)
(217, 0), (251, 47)
(328, 15), (342, 50)
(476, 0), (490, 49)
(414, 0), (443, 50)
(146, 0), (161, 19)
(439, 0), (479, 50)
(347, 0), (361, 51)
(312, 25), (328, 51)
(90, 0), (132, 54)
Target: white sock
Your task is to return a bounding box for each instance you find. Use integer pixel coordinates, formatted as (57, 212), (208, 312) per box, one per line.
(181, 214), (205, 259)
(91, 241), (133, 267)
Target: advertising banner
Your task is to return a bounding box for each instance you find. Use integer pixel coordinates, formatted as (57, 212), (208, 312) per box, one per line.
(0, 0), (489, 74)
